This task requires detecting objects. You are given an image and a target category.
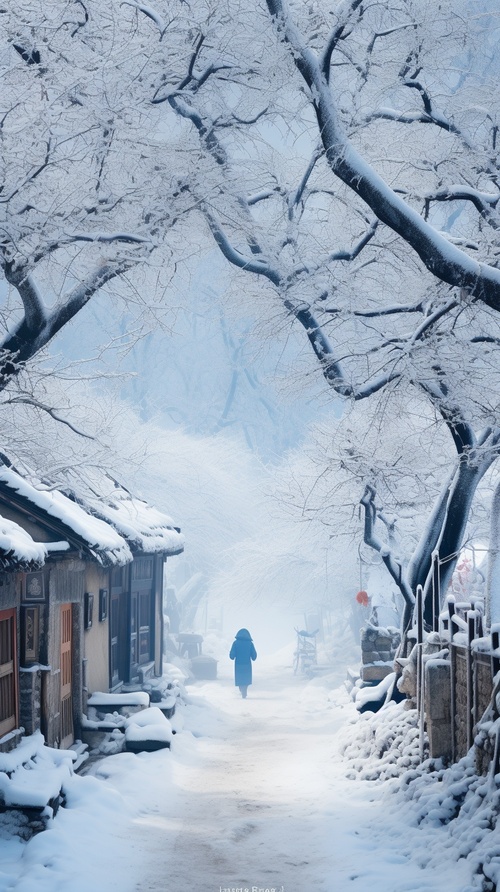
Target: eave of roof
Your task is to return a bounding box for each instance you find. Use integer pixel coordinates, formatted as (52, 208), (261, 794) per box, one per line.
(0, 469), (131, 567)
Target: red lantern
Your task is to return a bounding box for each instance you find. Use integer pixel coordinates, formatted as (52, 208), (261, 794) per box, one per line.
(356, 590), (369, 607)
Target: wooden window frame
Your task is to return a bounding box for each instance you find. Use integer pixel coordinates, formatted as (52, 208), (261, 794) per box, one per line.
(0, 608), (18, 738)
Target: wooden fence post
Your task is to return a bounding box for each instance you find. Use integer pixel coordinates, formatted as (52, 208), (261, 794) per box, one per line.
(416, 585), (425, 761)
(448, 596), (457, 763)
(466, 610), (475, 752)
(432, 550), (440, 632)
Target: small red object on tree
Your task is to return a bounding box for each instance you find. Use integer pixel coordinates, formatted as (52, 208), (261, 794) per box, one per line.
(356, 590), (369, 606)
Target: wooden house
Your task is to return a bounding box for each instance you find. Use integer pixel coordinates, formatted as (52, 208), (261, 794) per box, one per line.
(0, 464), (183, 753)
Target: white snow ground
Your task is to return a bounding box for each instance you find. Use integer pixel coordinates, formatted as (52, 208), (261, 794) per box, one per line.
(0, 646), (488, 892)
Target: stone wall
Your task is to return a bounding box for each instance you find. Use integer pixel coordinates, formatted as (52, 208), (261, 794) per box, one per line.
(360, 623), (400, 682)
(19, 669), (42, 736)
(425, 659), (452, 760)
(450, 646), (494, 761)
(474, 653), (493, 725)
(453, 647), (469, 760)
(423, 643), (494, 766)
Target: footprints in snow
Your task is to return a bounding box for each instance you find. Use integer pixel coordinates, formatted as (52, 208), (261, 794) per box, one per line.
(230, 821), (259, 842)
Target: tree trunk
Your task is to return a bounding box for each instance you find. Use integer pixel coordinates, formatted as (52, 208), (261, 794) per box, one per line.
(411, 457), (492, 627)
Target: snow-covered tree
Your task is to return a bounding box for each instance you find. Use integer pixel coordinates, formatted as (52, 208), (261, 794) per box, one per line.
(0, 1), (202, 404)
(135, 0), (500, 628)
(3, 0), (500, 636)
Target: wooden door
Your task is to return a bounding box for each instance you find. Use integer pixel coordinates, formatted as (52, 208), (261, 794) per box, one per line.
(110, 591), (128, 686)
(131, 558), (154, 677)
(60, 603), (74, 748)
(0, 609), (17, 738)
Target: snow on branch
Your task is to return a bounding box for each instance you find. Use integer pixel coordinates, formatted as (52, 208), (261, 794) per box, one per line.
(2, 265), (46, 333)
(165, 95), (227, 166)
(326, 301), (424, 318)
(247, 187), (284, 206)
(68, 232), (151, 246)
(201, 206), (279, 282)
(4, 397), (96, 440)
(353, 371), (401, 400)
(53, 262), (134, 334)
(202, 206), (404, 399)
(423, 187), (500, 228)
(320, 0), (364, 80)
(291, 217), (378, 278)
(0, 260), (136, 392)
(325, 218), (378, 264)
(288, 145), (324, 217)
(265, 0), (500, 312)
(120, 1), (171, 39)
(367, 103), (459, 135)
(417, 382), (476, 454)
(408, 299), (459, 344)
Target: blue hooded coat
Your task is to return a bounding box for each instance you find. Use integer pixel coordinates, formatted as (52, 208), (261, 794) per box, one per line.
(229, 628), (257, 687)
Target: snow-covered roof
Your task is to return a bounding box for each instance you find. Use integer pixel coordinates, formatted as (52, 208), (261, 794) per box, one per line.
(0, 463), (184, 568)
(0, 516), (49, 570)
(0, 467), (132, 567)
(73, 483), (185, 556)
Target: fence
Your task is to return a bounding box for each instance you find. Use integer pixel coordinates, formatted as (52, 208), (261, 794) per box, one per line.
(413, 586), (499, 769)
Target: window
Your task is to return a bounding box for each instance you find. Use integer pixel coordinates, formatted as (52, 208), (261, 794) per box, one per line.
(132, 558), (153, 581)
(0, 609), (18, 737)
(139, 592), (151, 663)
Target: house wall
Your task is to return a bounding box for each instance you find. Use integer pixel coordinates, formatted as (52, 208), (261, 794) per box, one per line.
(0, 574), (20, 612)
(83, 564), (111, 699)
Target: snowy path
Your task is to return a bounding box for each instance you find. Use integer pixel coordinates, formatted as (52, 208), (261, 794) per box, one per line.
(123, 665), (469, 892)
(1, 659), (473, 892)
(134, 672), (344, 892)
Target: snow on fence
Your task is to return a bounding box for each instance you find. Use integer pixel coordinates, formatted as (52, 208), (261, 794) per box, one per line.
(414, 588), (499, 769)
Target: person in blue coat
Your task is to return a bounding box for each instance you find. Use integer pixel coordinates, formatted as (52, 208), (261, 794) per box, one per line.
(229, 628), (257, 698)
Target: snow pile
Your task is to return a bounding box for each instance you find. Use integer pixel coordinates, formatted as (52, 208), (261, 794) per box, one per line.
(124, 706), (172, 736)
(340, 699), (500, 891)
(401, 753), (500, 891)
(354, 671), (398, 713)
(83, 680), (184, 755)
(0, 730), (75, 834)
(0, 732), (75, 774)
(87, 692), (149, 709)
(340, 702), (423, 780)
(124, 706), (173, 750)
